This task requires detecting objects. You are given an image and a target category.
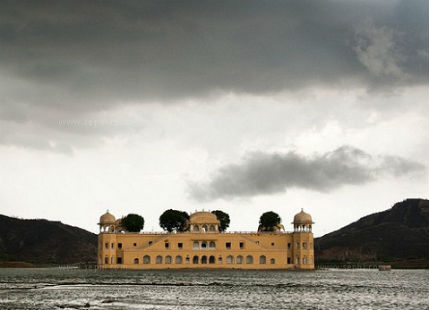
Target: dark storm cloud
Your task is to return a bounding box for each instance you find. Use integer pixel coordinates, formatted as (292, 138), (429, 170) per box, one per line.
(0, 0), (428, 149)
(188, 146), (426, 201)
(0, 0), (427, 106)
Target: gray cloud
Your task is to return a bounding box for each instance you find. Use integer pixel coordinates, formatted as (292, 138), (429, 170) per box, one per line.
(188, 146), (426, 201)
(0, 0), (428, 150)
(0, 0), (427, 104)
(354, 23), (404, 78)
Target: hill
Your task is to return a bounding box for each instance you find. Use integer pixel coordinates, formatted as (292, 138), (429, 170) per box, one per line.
(0, 215), (97, 266)
(1, 199), (428, 268)
(315, 198), (429, 268)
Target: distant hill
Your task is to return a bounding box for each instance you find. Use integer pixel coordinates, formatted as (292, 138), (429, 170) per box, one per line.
(315, 198), (429, 268)
(0, 215), (97, 265)
(1, 199), (428, 268)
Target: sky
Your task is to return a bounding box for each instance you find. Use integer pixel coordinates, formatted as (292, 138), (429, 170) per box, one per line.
(0, 0), (428, 237)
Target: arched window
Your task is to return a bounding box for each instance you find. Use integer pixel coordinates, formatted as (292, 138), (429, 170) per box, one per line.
(193, 255), (199, 264)
(226, 255), (234, 264)
(134, 258), (139, 264)
(246, 255), (253, 264)
(209, 241), (216, 248)
(156, 255), (163, 264)
(295, 257), (299, 264)
(104, 256), (109, 264)
(186, 256), (190, 264)
(209, 255), (215, 264)
(201, 241), (207, 248)
(165, 255), (172, 264)
(303, 256), (307, 264)
(259, 255), (266, 264)
(193, 241), (199, 249)
(193, 225), (199, 232)
(209, 225), (216, 232)
(201, 255), (207, 264)
(236, 255), (243, 264)
(175, 255), (183, 264)
(270, 258), (275, 264)
(218, 256), (223, 264)
(143, 255), (151, 264)
(202, 225), (208, 232)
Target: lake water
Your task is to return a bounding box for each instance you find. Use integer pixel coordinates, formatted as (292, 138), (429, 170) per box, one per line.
(0, 268), (427, 310)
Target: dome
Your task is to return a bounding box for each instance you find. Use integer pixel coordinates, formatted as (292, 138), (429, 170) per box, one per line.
(189, 211), (220, 225)
(99, 211), (115, 225)
(293, 209), (314, 225)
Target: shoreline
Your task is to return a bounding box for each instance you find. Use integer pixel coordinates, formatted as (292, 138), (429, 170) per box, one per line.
(0, 264), (428, 270)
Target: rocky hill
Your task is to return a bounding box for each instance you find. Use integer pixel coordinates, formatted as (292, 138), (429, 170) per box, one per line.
(0, 215), (97, 266)
(315, 198), (429, 268)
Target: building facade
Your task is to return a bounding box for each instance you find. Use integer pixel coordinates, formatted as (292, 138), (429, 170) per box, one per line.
(97, 210), (314, 270)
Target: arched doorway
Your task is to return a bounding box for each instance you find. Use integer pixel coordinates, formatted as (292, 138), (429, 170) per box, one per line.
(156, 255), (163, 264)
(193, 255), (199, 264)
(209, 255), (215, 264)
(201, 255), (207, 264)
(143, 255), (151, 264)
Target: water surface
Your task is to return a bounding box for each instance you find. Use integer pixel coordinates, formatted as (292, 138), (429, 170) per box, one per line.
(0, 268), (427, 310)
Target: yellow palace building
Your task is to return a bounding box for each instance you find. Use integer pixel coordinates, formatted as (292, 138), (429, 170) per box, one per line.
(97, 210), (314, 270)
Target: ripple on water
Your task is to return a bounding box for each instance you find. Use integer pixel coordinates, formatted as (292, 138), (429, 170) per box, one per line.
(0, 268), (427, 310)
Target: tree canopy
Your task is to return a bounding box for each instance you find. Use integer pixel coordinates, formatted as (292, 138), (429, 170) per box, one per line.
(159, 209), (189, 232)
(211, 210), (230, 232)
(259, 211), (281, 231)
(121, 213), (144, 232)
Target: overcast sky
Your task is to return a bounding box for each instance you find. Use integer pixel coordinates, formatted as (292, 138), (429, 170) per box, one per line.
(0, 0), (428, 236)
